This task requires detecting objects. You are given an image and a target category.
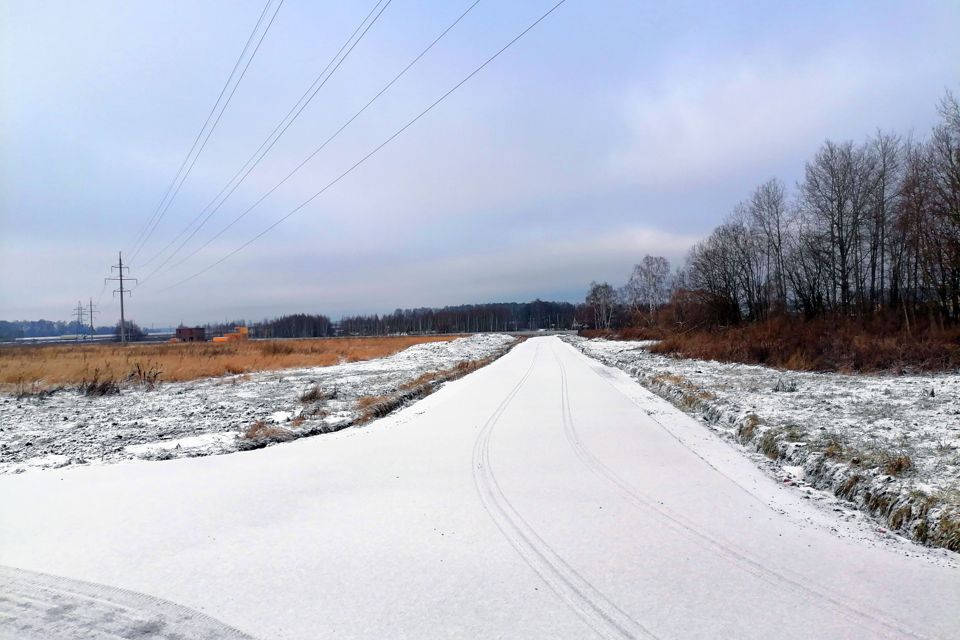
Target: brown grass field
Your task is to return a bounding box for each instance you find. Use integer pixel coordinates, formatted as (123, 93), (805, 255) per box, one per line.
(648, 316), (960, 373)
(0, 336), (455, 390)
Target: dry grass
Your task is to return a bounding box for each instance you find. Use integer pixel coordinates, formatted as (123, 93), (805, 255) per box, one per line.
(737, 414), (762, 443)
(882, 454), (913, 476)
(355, 355), (502, 424)
(299, 384), (335, 403)
(356, 395), (391, 411)
(579, 326), (668, 340)
(0, 336), (455, 390)
(240, 420), (293, 441)
(650, 316), (960, 373)
(651, 372), (686, 386)
(77, 369), (120, 396)
(837, 474), (863, 500)
(823, 436), (845, 459)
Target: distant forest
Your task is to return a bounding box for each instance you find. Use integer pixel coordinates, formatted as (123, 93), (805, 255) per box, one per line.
(1, 300), (583, 343)
(221, 301), (581, 339)
(338, 301), (579, 335)
(0, 320), (117, 341)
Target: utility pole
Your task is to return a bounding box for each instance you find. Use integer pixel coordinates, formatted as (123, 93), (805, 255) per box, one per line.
(105, 252), (137, 344)
(88, 298), (99, 339)
(73, 301), (87, 341)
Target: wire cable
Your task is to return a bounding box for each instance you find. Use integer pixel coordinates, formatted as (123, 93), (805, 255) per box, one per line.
(134, 0), (391, 274)
(95, 279), (109, 305)
(129, 0), (283, 263)
(156, 0), (567, 292)
(127, 0), (273, 258)
(138, 0), (482, 286)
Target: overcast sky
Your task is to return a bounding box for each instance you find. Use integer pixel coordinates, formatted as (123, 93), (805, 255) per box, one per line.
(2, 0), (957, 326)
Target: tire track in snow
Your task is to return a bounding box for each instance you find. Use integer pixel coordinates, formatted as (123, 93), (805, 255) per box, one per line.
(552, 344), (927, 640)
(586, 358), (782, 516)
(0, 564), (258, 639)
(472, 343), (657, 640)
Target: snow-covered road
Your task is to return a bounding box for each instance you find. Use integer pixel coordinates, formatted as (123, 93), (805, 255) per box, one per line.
(1, 337), (957, 639)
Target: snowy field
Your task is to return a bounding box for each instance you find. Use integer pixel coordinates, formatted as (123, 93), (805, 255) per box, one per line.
(564, 336), (960, 550)
(0, 334), (515, 474)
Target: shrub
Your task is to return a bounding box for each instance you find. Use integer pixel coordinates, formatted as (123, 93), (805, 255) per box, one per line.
(127, 361), (162, 389)
(837, 475), (862, 499)
(737, 414), (761, 443)
(78, 369), (119, 396)
(773, 378), (798, 392)
(882, 454), (912, 476)
(299, 385), (333, 403)
(759, 429), (780, 459)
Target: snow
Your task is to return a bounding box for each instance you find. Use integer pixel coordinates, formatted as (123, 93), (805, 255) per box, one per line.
(564, 336), (960, 549)
(0, 337), (956, 639)
(0, 334), (515, 474)
(123, 432), (240, 457)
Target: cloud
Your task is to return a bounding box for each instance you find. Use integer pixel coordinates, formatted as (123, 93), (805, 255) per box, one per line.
(606, 47), (889, 188)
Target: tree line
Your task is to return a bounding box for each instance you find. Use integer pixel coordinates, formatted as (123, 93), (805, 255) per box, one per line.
(586, 91), (960, 330)
(205, 302), (580, 339)
(338, 301), (579, 335)
(250, 313), (334, 338)
(4, 300), (585, 343)
(0, 320), (118, 341)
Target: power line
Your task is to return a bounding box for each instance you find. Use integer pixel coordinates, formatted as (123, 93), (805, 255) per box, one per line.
(105, 252), (137, 344)
(128, 0), (274, 260)
(95, 279), (108, 305)
(129, 1), (277, 262)
(140, 0), (481, 286)
(130, 0), (281, 262)
(134, 0), (391, 275)
(157, 0), (568, 292)
(129, 0), (284, 263)
(88, 298), (100, 337)
(138, 0), (390, 275)
(132, 0), (283, 263)
(73, 301), (88, 341)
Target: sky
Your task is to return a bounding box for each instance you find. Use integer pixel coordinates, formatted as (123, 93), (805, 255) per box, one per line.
(1, 0), (958, 326)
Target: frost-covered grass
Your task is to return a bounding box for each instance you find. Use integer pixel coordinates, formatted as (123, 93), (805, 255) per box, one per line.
(565, 336), (960, 551)
(0, 334), (515, 474)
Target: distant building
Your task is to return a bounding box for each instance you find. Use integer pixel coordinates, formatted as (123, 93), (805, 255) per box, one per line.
(175, 326), (206, 342)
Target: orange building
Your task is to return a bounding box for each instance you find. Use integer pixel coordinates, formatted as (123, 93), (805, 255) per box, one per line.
(212, 326), (250, 343)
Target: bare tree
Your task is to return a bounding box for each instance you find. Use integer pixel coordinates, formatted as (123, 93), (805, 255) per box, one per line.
(624, 255), (672, 323)
(800, 139), (878, 312)
(603, 90), (960, 331)
(748, 178), (790, 309)
(927, 91), (960, 322)
(585, 281), (616, 329)
(865, 131), (902, 308)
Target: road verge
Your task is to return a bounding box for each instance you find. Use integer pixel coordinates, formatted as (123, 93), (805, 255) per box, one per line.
(564, 336), (960, 552)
